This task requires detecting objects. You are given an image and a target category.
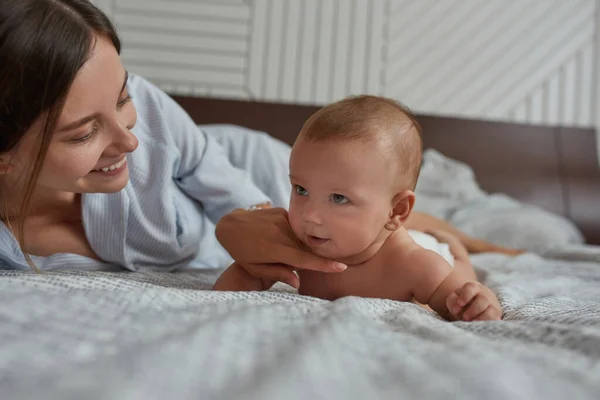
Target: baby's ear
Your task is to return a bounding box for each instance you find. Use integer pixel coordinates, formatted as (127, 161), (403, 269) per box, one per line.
(385, 190), (415, 231)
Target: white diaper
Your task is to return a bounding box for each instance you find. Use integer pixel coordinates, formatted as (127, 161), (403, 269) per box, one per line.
(407, 230), (455, 267)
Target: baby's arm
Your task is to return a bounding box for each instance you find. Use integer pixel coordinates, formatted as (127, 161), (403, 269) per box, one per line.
(408, 250), (502, 321)
(213, 263), (267, 291)
(213, 262), (300, 292)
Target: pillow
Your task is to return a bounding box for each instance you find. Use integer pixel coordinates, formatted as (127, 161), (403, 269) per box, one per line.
(414, 149), (486, 220)
(449, 194), (584, 252)
(415, 149), (585, 252)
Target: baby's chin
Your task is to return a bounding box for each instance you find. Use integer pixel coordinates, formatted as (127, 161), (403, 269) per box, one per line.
(305, 241), (359, 262)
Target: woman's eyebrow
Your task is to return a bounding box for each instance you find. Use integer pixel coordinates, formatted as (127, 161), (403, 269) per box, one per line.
(119, 70), (129, 97)
(57, 71), (129, 133)
(57, 113), (100, 133)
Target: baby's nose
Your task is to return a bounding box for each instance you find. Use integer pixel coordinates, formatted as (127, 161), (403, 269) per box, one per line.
(302, 207), (323, 225)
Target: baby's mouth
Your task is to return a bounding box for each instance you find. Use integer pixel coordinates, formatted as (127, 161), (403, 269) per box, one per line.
(306, 234), (329, 246)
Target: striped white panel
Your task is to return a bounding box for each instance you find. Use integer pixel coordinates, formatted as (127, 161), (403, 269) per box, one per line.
(331, 1), (352, 101)
(119, 30), (246, 53)
(279, 0), (302, 101)
(480, 3), (594, 116)
(390, 0), (505, 100)
(115, 0), (250, 20)
(160, 83), (176, 94)
(348, 0), (369, 95)
(294, 0), (319, 102)
(121, 48), (245, 70)
(263, 0), (285, 100)
(210, 86), (251, 100)
(562, 58), (578, 126)
(530, 86), (544, 125)
(387, 0), (456, 69)
(114, 13), (248, 36)
(366, 0), (385, 95)
(126, 64), (244, 86)
(383, 0), (429, 92)
(579, 44), (594, 127)
(105, 0), (597, 128)
(546, 73), (561, 125)
(388, 0), (475, 84)
(314, 0), (336, 104)
(396, 1), (545, 109)
(440, 0), (572, 114)
(174, 84), (193, 95)
(192, 86), (212, 96)
(513, 101), (528, 123)
(247, 0), (268, 97)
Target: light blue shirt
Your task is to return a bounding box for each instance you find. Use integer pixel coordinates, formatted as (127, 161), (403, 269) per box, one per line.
(0, 75), (271, 271)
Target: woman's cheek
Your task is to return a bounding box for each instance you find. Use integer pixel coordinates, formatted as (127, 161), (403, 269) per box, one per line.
(54, 148), (102, 179)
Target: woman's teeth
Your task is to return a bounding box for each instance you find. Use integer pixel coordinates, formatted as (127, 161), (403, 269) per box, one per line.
(94, 157), (126, 172)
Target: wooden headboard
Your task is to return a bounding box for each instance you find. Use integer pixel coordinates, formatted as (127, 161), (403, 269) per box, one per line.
(171, 95), (600, 245)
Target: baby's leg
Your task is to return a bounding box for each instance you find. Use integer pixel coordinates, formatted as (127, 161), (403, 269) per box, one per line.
(406, 211), (525, 256)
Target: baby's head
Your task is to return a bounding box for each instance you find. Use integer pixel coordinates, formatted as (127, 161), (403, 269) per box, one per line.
(288, 95), (422, 262)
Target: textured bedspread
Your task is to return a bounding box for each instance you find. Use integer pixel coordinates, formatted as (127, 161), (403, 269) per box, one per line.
(1, 248), (599, 400)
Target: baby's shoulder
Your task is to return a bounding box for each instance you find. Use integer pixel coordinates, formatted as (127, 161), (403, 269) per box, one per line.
(385, 231), (450, 273)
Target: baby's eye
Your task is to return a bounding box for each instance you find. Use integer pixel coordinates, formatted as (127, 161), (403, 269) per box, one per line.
(295, 185), (308, 196)
(330, 194), (349, 204)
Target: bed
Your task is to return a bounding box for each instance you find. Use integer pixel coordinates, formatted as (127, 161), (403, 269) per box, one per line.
(1, 96), (599, 400)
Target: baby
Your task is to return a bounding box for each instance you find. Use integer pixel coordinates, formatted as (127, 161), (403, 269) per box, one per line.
(217, 95), (502, 322)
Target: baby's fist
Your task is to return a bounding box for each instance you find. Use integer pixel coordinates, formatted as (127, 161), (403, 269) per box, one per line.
(446, 281), (502, 321)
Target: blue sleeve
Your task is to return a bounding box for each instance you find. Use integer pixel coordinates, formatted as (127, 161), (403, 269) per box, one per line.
(128, 75), (271, 223)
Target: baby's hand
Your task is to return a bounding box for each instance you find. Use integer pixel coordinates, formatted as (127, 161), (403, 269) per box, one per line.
(446, 282), (502, 321)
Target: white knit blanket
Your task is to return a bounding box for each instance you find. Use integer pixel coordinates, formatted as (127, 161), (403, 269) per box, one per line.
(1, 248), (599, 400)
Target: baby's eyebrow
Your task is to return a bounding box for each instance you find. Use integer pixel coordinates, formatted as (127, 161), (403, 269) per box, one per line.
(331, 187), (350, 193)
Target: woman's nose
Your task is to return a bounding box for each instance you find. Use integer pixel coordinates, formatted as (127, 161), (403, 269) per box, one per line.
(116, 126), (139, 153)
(111, 107), (139, 154)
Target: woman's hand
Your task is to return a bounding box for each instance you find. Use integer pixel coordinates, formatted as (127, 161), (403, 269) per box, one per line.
(215, 207), (347, 289)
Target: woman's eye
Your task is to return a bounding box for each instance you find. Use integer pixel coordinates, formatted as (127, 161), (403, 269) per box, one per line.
(117, 94), (132, 109)
(72, 124), (99, 143)
(295, 185), (308, 196)
(331, 194), (349, 204)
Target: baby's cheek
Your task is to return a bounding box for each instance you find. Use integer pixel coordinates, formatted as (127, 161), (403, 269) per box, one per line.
(287, 208), (303, 239)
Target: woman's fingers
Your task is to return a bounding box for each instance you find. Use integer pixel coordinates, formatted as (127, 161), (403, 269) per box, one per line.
(273, 245), (347, 273)
(216, 207), (347, 274)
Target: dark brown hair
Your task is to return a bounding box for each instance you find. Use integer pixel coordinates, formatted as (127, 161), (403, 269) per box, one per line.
(299, 95), (423, 189)
(0, 0), (121, 267)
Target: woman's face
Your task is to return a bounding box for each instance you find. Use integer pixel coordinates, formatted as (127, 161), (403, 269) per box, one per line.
(7, 35), (139, 196)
